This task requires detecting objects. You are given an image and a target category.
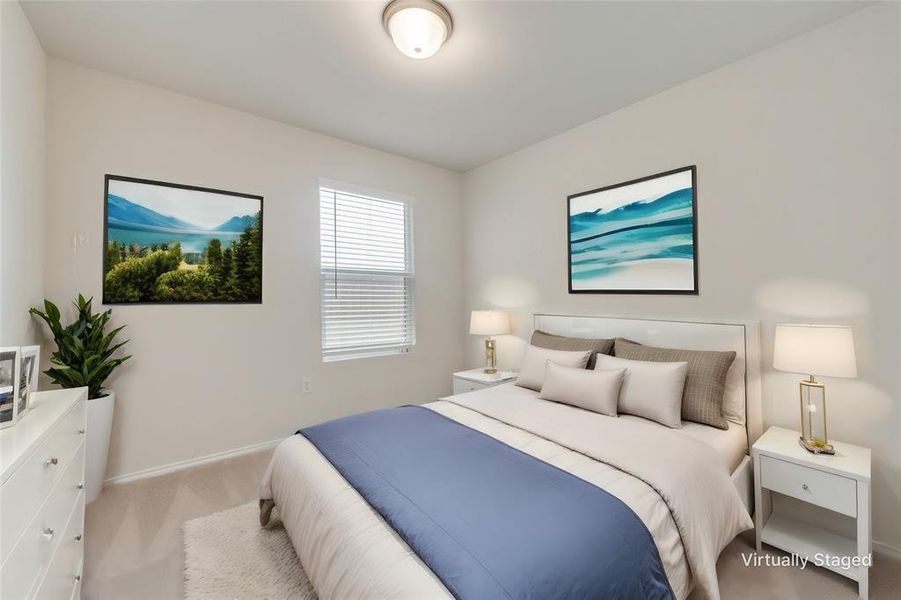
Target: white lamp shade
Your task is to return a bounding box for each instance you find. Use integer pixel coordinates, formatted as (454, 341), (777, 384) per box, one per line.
(773, 324), (857, 378)
(469, 310), (510, 336)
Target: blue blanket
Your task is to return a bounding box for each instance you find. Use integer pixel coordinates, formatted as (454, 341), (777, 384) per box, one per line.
(299, 406), (673, 600)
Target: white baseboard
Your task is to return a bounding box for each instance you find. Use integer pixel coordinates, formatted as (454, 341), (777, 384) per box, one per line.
(103, 437), (284, 486)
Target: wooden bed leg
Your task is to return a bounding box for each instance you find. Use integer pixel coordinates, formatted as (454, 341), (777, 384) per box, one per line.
(259, 498), (275, 527)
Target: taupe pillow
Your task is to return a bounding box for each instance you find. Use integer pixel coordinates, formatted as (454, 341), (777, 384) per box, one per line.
(515, 345), (593, 391)
(614, 338), (736, 430)
(530, 330), (614, 369)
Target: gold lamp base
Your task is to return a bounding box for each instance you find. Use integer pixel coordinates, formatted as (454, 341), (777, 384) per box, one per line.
(797, 376), (834, 455)
(483, 337), (497, 374)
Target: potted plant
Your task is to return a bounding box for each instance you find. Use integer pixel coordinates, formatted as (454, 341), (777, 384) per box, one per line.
(31, 294), (131, 504)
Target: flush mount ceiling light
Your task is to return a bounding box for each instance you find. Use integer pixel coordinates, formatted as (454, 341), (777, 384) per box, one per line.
(382, 0), (453, 60)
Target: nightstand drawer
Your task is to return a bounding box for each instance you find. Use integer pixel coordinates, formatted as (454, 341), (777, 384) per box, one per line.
(453, 379), (489, 395)
(760, 455), (857, 517)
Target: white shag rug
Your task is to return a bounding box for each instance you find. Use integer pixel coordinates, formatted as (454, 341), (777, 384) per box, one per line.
(184, 501), (317, 600)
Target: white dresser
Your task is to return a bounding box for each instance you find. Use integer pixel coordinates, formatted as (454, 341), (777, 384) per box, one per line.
(1, 388), (88, 600)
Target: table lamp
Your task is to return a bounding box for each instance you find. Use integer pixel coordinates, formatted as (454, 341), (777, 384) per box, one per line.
(773, 324), (857, 455)
(469, 310), (510, 374)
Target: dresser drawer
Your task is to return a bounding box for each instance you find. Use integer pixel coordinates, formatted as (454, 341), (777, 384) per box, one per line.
(1, 399), (86, 563)
(1, 443), (85, 600)
(70, 565), (82, 600)
(453, 379), (489, 394)
(759, 454), (857, 517)
(35, 492), (85, 600)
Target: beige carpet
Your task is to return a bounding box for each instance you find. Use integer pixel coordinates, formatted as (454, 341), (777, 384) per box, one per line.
(184, 502), (316, 600)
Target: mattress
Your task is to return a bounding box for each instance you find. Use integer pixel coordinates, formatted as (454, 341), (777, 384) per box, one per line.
(620, 416), (748, 472)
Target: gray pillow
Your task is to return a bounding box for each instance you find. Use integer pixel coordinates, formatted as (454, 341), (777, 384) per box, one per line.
(614, 338), (736, 430)
(530, 330), (614, 369)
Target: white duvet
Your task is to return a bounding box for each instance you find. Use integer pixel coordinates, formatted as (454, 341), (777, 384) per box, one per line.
(261, 384), (753, 600)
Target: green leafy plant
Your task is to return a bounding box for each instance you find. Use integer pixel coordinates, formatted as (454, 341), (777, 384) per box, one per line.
(30, 294), (132, 399)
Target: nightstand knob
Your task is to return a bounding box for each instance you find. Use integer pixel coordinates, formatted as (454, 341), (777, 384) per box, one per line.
(802, 483), (809, 491)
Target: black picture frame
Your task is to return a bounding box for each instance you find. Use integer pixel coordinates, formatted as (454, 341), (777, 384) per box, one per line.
(102, 174), (264, 305)
(567, 165), (699, 295)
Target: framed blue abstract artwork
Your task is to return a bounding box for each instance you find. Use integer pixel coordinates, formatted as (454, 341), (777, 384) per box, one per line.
(568, 166), (698, 294)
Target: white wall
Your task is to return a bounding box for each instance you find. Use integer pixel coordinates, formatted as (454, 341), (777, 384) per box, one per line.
(463, 5), (900, 553)
(44, 60), (465, 479)
(1, 1), (46, 345)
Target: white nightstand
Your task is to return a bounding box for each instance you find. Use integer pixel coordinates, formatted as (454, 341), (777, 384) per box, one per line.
(752, 426), (871, 598)
(452, 369), (516, 395)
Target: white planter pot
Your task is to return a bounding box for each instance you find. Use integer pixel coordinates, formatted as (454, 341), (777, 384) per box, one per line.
(85, 391), (114, 504)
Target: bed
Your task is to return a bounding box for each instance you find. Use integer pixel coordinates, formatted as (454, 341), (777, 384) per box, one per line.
(261, 315), (762, 600)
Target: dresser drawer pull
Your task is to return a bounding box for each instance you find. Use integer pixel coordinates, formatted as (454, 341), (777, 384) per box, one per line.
(77, 482), (84, 490)
(802, 483), (809, 491)
(78, 428), (85, 434)
(74, 534), (83, 542)
(42, 527), (55, 540)
(44, 457), (59, 467)
(74, 575), (81, 582)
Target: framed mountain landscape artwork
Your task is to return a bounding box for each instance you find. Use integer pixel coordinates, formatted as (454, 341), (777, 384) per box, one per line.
(103, 175), (263, 304)
(567, 166), (698, 294)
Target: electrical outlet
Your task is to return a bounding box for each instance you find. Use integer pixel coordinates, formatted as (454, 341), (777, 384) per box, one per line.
(301, 378), (312, 394)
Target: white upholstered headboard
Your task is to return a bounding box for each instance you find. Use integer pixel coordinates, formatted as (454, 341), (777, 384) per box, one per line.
(532, 314), (763, 445)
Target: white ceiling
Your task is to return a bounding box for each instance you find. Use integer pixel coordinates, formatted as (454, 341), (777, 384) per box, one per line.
(22, 1), (867, 172)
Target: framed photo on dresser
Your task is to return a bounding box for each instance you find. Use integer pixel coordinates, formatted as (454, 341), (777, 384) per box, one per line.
(19, 346), (39, 419)
(567, 166), (698, 294)
(0, 347), (21, 429)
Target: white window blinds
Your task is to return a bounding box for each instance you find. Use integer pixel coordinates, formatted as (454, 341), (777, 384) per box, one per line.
(320, 185), (415, 362)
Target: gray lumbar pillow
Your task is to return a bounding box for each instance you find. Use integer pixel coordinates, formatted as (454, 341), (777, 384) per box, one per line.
(614, 338), (736, 430)
(530, 330), (614, 369)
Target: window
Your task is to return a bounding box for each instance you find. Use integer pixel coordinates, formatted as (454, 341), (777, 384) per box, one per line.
(320, 182), (415, 362)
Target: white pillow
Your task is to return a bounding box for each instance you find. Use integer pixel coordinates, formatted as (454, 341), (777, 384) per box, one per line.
(515, 345), (592, 391)
(539, 362), (625, 417)
(594, 354), (688, 428)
